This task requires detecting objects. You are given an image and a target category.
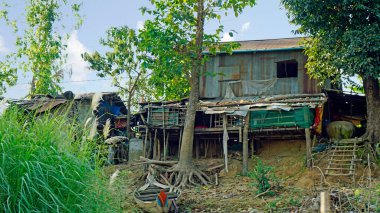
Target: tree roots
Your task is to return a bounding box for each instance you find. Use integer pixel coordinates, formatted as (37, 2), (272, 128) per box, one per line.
(167, 164), (210, 188)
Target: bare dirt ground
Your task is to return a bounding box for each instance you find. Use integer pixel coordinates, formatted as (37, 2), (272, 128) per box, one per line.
(105, 140), (380, 212)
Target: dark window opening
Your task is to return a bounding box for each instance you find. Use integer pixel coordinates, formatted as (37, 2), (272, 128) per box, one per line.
(276, 60), (298, 78)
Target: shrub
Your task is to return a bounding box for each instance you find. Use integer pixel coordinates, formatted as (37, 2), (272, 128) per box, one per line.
(248, 159), (275, 195)
(0, 107), (119, 212)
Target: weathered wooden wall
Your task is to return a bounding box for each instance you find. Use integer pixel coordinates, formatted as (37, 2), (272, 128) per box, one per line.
(200, 50), (322, 98)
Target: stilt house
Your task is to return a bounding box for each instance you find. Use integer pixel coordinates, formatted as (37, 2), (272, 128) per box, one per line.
(137, 37), (328, 171)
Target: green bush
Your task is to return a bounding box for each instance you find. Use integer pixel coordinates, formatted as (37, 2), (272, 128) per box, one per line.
(0, 107), (119, 212)
(248, 159), (275, 195)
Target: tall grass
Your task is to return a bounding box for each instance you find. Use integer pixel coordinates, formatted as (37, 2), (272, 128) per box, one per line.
(0, 107), (120, 212)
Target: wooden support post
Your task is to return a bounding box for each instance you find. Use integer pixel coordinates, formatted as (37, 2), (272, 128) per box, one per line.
(148, 131), (153, 159)
(222, 114), (229, 173)
(163, 130), (167, 161)
(178, 128), (183, 158)
(320, 192), (331, 213)
(243, 113), (250, 175)
(305, 128), (312, 168)
(239, 126), (242, 143)
(204, 140), (209, 158)
(162, 106), (166, 161)
(157, 138), (161, 161)
(250, 137), (254, 158)
(153, 129), (158, 160)
(143, 127), (148, 158)
(165, 131), (170, 160)
(195, 136), (200, 160)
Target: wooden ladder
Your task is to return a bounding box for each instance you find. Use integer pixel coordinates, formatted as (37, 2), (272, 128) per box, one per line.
(325, 138), (359, 180)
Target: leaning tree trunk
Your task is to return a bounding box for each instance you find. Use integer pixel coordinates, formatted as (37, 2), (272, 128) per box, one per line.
(126, 97), (132, 139)
(363, 76), (380, 143)
(168, 0), (210, 188)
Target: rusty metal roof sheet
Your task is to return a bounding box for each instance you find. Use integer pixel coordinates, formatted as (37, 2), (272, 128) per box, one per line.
(204, 37), (306, 53)
(232, 37), (305, 52)
(36, 99), (67, 113)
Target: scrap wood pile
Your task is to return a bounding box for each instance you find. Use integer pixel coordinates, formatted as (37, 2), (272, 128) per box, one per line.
(134, 157), (224, 187)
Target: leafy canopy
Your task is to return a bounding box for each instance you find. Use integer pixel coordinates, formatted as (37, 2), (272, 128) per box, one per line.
(0, 0), (82, 95)
(282, 0), (380, 86)
(82, 26), (153, 109)
(138, 0), (255, 100)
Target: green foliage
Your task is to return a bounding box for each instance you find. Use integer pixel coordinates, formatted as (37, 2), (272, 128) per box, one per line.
(248, 159), (275, 195)
(82, 26), (153, 107)
(0, 107), (119, 212)
(0, 0), (83, 95)
(282, 0), (380, 86)
(138, 0), (255, 100)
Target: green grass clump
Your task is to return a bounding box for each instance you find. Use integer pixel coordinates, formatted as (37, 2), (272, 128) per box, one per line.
(248, 159), (277, 196)
(0, 107), (119, 212)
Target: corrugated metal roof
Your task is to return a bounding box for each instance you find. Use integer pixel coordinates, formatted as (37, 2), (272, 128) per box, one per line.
(232, 37), (305, 52)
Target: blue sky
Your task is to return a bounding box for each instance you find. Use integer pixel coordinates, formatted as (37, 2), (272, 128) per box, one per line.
(0, 0), (298, 99)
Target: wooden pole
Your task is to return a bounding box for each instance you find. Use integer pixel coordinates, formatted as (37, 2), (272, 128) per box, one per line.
(143, 127), (148, 158)
(320, 192), (331, 213)
(195, 136), (200, 160)
(162, 106), (166, 161)
(163, 130), (167, 161)
(250, 137), (254, 158)
(148, 131), (153, 159)
(243, 113), (250, 175)
(165, 131), (170, 160)
(153, 129), (157, 160)
(239, 126), (242, 143)
(305, 128), (312, 168)
(157, 138), (161, 161)
(178, 128), (183, 158)
(222, 114), (229, 172)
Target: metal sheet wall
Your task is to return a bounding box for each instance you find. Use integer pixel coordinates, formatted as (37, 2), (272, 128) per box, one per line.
(200, 50), (322, 98)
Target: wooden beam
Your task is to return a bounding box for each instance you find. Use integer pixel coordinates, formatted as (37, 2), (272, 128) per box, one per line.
(305, 128), (312, 168)
(243, 113), (250, 175)
(194, 126), (240, 132)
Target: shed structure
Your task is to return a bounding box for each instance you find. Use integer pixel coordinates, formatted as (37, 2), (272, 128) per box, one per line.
(137, 37), (328, 174)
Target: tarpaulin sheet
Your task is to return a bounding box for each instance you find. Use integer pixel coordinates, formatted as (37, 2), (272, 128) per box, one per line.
(249, 107), (314, 129)
(224, 79), (278, 99)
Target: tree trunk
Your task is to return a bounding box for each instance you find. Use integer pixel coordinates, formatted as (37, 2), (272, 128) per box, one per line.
(177, 0), (205, 168)
(127, 97), (132, 139)
(30, 75), (36, 96)
(166, 0), (210, 188)
(363, 76), (380, 143)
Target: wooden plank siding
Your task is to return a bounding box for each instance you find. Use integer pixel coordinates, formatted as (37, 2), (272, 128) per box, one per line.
(200, 50), (322, 98)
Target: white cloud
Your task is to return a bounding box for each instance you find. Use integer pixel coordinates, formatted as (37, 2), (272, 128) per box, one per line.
(241, 22), (251, 33)
(136, 20), (144, 30)
(0, 35), (9, 53)
(221, 32), (235, 42)
(65, 31), (89, 82)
